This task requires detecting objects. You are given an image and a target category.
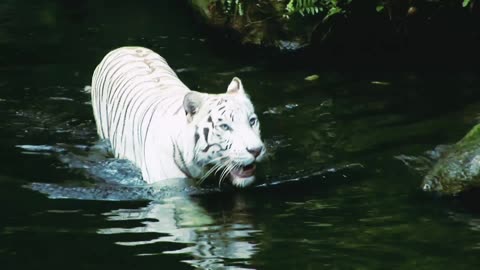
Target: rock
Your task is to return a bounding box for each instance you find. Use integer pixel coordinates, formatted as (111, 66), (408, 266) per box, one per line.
(422, 124), (480, 196)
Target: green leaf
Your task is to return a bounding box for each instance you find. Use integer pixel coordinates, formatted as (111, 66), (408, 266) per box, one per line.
(376, 5), (384, 12)
(238, 2), (244, 16)
(463, 0), (471, 8)
(324, 6), (343, 21)
(305, 74), (320, 81)
(286, 0), (295, 13)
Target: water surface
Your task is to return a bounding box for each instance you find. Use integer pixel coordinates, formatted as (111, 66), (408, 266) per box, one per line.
(2, 1), (480, 269)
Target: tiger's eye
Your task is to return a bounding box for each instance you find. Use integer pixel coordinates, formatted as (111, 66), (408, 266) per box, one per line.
(249, 117), (257, 126)
(219, 123), (231, 131)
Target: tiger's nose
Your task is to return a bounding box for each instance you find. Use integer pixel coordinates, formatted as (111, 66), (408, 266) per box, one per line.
(247, 146), (263, 158)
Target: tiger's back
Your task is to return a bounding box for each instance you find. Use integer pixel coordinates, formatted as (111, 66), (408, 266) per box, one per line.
(91, 47), (190, 177)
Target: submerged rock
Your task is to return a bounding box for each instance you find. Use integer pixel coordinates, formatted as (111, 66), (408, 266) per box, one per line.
(422, 124), (480, 196)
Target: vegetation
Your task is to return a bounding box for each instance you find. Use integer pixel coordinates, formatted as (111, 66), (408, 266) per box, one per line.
(219, 0), (245, 16)
(192, 0), (480, 51)
(285, 0), (352, 19)
(218, 0), (478, 19)
(218, 0), (353, 20)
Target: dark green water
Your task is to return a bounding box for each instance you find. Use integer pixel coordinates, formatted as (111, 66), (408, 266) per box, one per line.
(2, 1), (480, 269)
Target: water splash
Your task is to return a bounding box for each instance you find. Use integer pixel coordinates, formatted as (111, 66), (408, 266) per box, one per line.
(23, 135), (364, 201)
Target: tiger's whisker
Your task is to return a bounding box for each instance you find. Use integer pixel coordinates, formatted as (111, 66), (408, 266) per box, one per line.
(199, 158), (231, 184)
(198, 163), (221, 183)
(219, 162), (236, 187)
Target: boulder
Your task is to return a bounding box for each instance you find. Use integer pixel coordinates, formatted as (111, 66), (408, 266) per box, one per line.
(422, 124), (480, 196)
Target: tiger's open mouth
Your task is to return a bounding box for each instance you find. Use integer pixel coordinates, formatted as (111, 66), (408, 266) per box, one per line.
(230, 164), (256, 178)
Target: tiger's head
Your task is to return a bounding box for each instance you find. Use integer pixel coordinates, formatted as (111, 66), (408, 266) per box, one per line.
(183, 77), (266, 188)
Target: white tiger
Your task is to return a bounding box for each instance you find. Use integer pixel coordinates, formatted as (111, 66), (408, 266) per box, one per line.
(91, 46), (265, 188)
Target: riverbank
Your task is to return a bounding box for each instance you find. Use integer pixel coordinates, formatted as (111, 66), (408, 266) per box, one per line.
(189, 0), (480, 69)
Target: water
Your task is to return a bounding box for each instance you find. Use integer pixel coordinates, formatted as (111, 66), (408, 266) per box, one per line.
(2, 0), (480, 269)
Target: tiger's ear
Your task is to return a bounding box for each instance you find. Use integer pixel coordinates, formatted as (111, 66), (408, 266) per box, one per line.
(227, 77), (245, 95)
(183, 91), (205, 122)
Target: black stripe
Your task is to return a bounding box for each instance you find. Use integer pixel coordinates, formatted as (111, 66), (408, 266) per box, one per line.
(207, 116), (214, 128)
(194, 131), (200, 145)
(119, 84), (154, 155)
(173, 141), (192, 178)
(203, 127), (209, 143)
(108, 73), (135, 145)
(202, 143), (227, 153)
(102, 57), (129, 137)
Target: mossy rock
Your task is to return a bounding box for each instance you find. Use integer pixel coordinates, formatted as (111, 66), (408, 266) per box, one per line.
(422, 123), (480, 196)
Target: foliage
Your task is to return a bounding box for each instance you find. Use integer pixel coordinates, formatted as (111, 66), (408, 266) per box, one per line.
(218, 0), (476, 19)
(285, 0), (352, 20)
(219, 0), (245, 16)
(462, 0), (472, 7)
(286, 0), (322, 16)
(375, 2), (384, 13)
(217, 0), (353, 20)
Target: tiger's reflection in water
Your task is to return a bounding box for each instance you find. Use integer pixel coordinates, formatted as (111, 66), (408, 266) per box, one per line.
(98, 194), (259, 269)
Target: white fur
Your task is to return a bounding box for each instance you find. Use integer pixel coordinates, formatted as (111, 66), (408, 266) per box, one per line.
(91, 47), (265, 187)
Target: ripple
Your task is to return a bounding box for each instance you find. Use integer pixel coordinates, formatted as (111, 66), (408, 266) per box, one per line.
(97, 199), (259, 269)
(262, 103), (299, 115)
(16, 144), (64, 152)
(260, 163), (364, 187)
(48, 97), (75, 101)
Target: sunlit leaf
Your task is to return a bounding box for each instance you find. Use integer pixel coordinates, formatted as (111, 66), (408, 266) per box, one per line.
(305, 74), (320, 81)
(371, 81), (390, 86)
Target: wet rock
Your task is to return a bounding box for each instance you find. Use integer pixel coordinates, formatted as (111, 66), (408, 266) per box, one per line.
(422, 124), (480, 196)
